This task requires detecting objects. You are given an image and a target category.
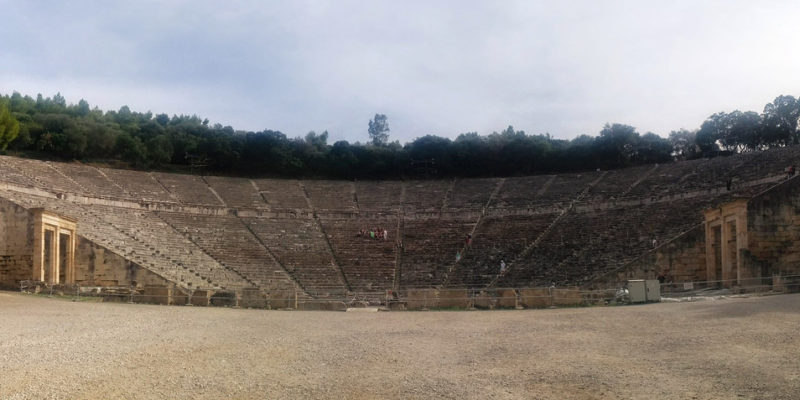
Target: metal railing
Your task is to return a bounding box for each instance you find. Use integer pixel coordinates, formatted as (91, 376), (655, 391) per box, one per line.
(17, 274), (799, 311)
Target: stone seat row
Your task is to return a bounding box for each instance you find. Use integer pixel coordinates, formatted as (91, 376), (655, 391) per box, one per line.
(4, 146), (800, 214)
(2, 147), (794, 293)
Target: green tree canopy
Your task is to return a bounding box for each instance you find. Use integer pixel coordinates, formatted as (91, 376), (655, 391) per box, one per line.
(1, 90), (798, 179)
(0, 99), (20, 151)
(368, 113), (390, 146)
(762, 95), (800, 146)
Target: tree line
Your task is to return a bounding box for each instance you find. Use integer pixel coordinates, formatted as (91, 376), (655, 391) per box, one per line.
(0, 92), (798, 179)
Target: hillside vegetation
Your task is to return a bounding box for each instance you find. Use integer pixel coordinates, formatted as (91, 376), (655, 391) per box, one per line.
(1, 92), (798, 179)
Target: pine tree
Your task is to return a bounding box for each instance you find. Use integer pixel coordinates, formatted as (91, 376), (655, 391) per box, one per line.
(368, 114), (390, 146)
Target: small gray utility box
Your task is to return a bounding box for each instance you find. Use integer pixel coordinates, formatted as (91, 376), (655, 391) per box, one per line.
(628, 279), (661, 303)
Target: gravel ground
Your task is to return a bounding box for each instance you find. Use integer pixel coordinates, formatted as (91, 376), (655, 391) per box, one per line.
(1, 291), (798, 400)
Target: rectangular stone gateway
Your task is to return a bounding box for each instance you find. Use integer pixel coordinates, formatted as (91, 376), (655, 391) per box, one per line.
(32, 209), (77, 285)
(704, 200), (748, 288)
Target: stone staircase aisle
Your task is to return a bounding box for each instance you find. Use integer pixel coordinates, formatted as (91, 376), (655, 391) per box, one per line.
(440, 178), (505, 287)
(487, 171), (608, 288)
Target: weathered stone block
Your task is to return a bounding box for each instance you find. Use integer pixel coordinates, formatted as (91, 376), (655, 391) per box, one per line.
(437, 289), (469, 309)
(472, 291), (496, 309)
(0, 198), (35, 289)
(268, 290), (293, 309)
(210, 290), (236, 307)
(552, 287), (583, 306)
(496, 289), (517, 308)
(772, 275), (786, 292)
(239, 288), (266, 308)
(519, 288), (551, 308)
(405, 289), (436, 310)
(140, 286), (170, 305)
(190, 290), (210, 306)
(298, 300), (346, 311)
(96, 287), (133, 302)
(171, 288), (189, 305)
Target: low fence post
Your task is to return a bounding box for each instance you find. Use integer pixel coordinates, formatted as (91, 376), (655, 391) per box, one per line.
(469, 289), (474, 309)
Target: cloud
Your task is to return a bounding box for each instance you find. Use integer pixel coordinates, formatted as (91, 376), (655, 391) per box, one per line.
(2, 1), (800, 144)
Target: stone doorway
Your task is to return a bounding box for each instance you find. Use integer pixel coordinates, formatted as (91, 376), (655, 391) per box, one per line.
(704, 200), (747, 288)
(32, 209), (77, 285)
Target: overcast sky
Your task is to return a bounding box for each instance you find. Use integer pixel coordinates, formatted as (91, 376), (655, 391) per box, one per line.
(3, 1), (800, 144)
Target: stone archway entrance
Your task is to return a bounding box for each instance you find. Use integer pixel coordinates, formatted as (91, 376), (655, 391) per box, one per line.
(32, 209), (77, 284)
(704, 200), (747, 288)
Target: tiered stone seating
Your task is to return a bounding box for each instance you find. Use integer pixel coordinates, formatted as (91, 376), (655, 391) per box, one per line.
(204, 176), (266, 209)
(304, 180), (356, 211)
(0, 189), (78, 219)
(497, 208), (630, 287)
(585, 164), (653, 202)
(242, 217), (347, 295)
(152, 173), (223, 206)
(0, 190), (245, 289)
(732, 151), (777, 182)
(49, 163), (128, 198)
(719, 146), (800, 183)
(445, 178), (501, 211)
(320, 218), (397, 291)
(252, 179), (308, 209)
(555, 208), (656, 285)
(2, 146), (798, 293)
(534, 171), (602, 206)
(732, 181), (781, 198)
(403, 180), (450, 212)
(496, 192), (722, 288)
(687, 156), (751, 192)
(0, 157), (82, 193)
(86, 204), (247, 288)
(625, 158), (709, 198)
(156, 212), (296, 291)
(626, 155), (783, 199)
(101, 168), (174, 202)
(560, 196), (721, 285)
(492, 175), (554, 208)
(447, 213), (558, 287)
(355, 181), (403, 211)
(712, 153), (747, 176)
(399, 217), (475, 287)
(646, 194), (719, 235)
(0, 156), (39, 187)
